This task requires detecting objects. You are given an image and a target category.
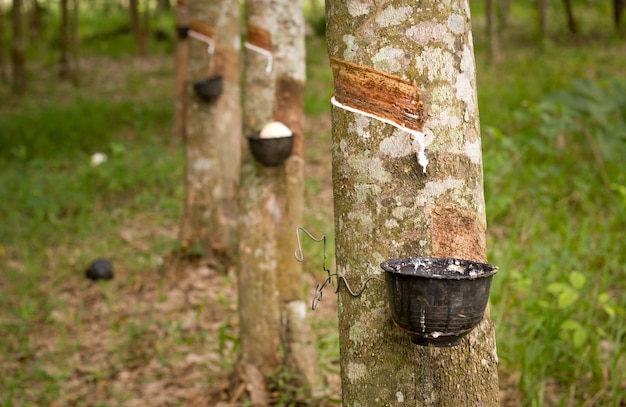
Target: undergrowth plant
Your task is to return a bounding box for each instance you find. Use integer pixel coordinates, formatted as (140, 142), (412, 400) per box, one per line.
(484, 77), (626, 405)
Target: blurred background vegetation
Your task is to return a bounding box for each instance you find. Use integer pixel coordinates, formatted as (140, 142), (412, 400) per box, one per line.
(0, 0), (625, 406)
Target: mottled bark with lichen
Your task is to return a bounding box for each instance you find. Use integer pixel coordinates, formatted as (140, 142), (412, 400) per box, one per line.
(180, 0), (241, 258)
(238, 0), (322, 399)
(326, 0), (499, 405)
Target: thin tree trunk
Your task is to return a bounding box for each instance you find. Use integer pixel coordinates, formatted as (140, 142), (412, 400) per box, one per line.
(28, 0), (42, 42)
(157, 0), (170, 11)
(59, 0), (71, 80)
(179, 0), (241, 261)
(70, 0), (79, 86)
(129, 0), (141, 51)
(562, 0), (577, 34)
(0, 0), (7, 84)
(173, 0), (189, 139)
(129, 0), (149, 55)
(538, 0), (550, 38)
(57, 0), (79, 86)
(141, 0), (150, 51)
(11, 0), (26, 93)
(238, 0), (322, 401)
(486, 0), (500, 60)
(326, 0), (500, 404)
(615, 0), (626, 28)
(498, 0), (511, 29)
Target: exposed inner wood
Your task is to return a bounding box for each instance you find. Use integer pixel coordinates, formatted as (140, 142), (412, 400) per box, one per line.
(330, 57), (426, 131)
(214, 48), (239, 82)
(189, 18), (216, 39)
(431, 205), (487, 263)
(274, 76), (305, 157)
(246, 24), (273, 51)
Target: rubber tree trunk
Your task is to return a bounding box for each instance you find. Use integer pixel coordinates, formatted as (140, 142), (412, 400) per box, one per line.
(58, 0), (79, 85)
(179, 0), (241, 260)
(11, 0), (26, 93)
(326, 0), (500, 405)
(498, 0), (511, 28)
(157, 0), (171, 11)
(174, 0), (189, 140)
(562, 0), (577, 34)
(129, 0), (149, 55)
(0, 0), (7, 84)
(28, 0), (42, 42)
(615, 0), (626, 28)
(486, 0), (500, 60)
(537, 0), (550, 38)
(238, 0), (322, 402)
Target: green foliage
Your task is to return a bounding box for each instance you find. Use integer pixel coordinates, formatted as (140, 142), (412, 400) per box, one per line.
(268, 366), (316, 407)
(0, 99), (135, 160)
(305, 36), (333, 116)
(0, 106), (180, 247)
(484, 75), (626, 405)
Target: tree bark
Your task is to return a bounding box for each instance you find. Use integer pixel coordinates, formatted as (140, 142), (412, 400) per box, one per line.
(71, 0), (79, 85)
(562, 0), (577, 34)
(174, 0), (189, 140)
(615, 0), (626, 28)
(28, 0), (42, 42)
(326, 0), (500, 404)
(0, 0), (6, 84)
(178, 0), (241, 258)
(157, 0), (171, 11)
(537, 0), (550, 38)
(59, 0), (69, 79)
(179, 0), (241, 260)
(58, 0), (79, 85)
(498, 0), (511, 28)
(238, 0), (322, 400)
(129, 0), (149, 55)
(11, 0), (26, 93)
(486, 0), (500, 60)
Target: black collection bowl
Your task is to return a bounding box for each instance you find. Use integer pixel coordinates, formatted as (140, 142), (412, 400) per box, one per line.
(193, 76), (223, 103)
(246, 132), (294, 166)
(381, 257), (498, 347)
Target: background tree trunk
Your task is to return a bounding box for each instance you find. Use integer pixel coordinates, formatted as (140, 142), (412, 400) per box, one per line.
(486, 0), (501, 60)
(58, 0), (79, 85)
(537, 0), (550, 38)
(129, 0), (149, 55)
(28, 0), (42, 42)
(498, 0), (512, 27)
(11, 0), (26, 93)
(0, 0), (7, 84)
(157, 0), (171, 11)
(59, 0), (69, 78)
(179, 0), (241, 260)
(173, 0), (189, 139)
(71, 0), (79, 85)
(238, 0), (322, 401)
(562, 0), (577, 34)
(615, 0), (626, 28)
(326, 0), (500, 404)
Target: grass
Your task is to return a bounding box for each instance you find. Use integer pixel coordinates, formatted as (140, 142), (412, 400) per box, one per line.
(471, 3), (626, 404)
(1, 1), (626, 406)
